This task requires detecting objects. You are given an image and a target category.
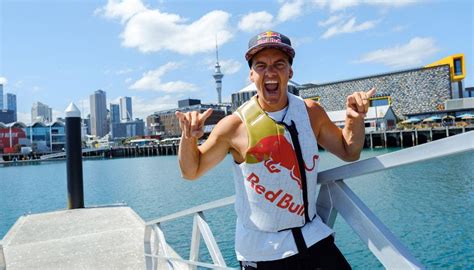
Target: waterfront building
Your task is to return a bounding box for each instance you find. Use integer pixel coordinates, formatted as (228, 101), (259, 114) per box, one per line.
(327, 105), (397, 132)
(25, 121), (66, 153)
(147, 99), (231, 138)
(146, 114), (161, 136)
(0, 122), (27, 153)
(90, 90), (108, 138)
(31, 101), (53, 123)
(466, 87), (474, 98)
(120, 97), (132, 122)
(0, 110), (16, 124)
(298, 54), (470, 119)
(111, 119), (145, 139)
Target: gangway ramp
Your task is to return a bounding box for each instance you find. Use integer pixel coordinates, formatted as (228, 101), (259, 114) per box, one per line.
(0, 206), (185, 269)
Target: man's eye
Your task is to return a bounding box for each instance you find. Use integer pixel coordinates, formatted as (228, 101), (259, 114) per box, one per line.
(275, 62), (286, 69)
(255, 64), (266, 70)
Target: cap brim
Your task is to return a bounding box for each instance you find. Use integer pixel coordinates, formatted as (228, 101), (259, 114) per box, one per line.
(245, 43), (295, 62)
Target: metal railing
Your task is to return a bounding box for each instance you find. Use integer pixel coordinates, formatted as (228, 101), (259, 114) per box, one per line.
(144, 131), (473, 270)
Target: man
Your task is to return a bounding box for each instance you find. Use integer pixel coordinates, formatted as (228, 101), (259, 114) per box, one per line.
(175, 30), (375, 269)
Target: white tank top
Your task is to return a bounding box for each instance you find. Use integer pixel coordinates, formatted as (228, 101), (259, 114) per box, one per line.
(233, 93), (333, 261)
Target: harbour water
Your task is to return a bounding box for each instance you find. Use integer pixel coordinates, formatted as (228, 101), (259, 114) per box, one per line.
(0, 149), (473, 269)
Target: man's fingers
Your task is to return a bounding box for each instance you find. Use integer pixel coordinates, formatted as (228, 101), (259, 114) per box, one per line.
(353, 92), (365, 113)
(366, 87), (376, 98)
(200, 108), (213, 122)
(175, 111), (184, 120)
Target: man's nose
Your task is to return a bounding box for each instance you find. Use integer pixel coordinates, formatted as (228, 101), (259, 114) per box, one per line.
(265, 64), (277, 75)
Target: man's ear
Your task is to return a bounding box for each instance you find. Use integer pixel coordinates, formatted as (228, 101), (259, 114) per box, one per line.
(289, 68), (293, 79)
(249, 69), (255, 82)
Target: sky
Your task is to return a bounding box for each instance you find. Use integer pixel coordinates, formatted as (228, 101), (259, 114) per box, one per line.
(0, 0), (473, 124)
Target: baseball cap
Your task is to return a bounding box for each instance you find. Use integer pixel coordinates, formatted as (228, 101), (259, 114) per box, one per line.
(245, 31), (295, 67)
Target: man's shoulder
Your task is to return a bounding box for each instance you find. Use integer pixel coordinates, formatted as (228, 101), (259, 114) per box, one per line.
(304, 98), (326, 115)
(211, 113), (244, 137)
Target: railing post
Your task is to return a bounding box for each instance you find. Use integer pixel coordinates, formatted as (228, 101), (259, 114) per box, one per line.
(195, 212), (226, 267)
(153, 224), (173, 270)
(144, 225), (155, 270)
(316, 184), (338, 227)
(189, 213), (202, 270)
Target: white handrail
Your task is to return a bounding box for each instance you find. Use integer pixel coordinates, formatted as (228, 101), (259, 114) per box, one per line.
(319, 131), (473, 184)
(144, 132), (473, 269)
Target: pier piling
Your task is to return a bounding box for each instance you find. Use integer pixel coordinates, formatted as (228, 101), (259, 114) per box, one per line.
(65, 103), (84, 209)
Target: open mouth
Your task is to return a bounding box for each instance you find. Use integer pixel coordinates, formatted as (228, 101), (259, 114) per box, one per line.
(264, 80), (279, 93)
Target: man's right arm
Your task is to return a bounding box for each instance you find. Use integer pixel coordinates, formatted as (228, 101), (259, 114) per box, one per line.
(176, 110), (238, 180)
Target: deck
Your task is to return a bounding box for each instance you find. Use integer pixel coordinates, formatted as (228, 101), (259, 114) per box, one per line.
(0, 206), (184, 270)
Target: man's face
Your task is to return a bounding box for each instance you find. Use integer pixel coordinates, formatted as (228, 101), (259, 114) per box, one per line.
(249, 48), (293, 112)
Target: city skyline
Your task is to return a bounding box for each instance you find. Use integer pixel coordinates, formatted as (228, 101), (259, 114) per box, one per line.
(0, 0), (472, 124)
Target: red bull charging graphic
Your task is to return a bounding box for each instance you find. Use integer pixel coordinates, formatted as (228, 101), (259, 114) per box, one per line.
(247, 134), (319, 189)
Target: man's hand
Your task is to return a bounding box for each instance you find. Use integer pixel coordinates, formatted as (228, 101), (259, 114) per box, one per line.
(175, 108), (213, 139)
(346, 88), (376, 119)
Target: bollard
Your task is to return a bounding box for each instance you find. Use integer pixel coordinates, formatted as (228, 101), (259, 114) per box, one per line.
(65, 103), (84, 209)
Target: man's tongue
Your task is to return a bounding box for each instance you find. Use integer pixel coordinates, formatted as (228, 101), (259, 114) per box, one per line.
(265, 83), (278, 91)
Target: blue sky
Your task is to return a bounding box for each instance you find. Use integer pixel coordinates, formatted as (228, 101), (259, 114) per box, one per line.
(1, 0), (473, 123)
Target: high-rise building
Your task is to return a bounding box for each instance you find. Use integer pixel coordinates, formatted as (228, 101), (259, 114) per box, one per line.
(120, 96), (132, 122)
(5, 93), (16, 112)
(0, 84), (3, 110)
(5, 93), (17, 122)
(90, 90), (108, 137)
(212, 43), (224, 104)
(109, 103), (120, 138)
(31, 101), (53, 123)
(110, 103), (120, 124)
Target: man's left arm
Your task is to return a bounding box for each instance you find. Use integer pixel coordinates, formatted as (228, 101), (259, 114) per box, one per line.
(307, 88), (376, 162)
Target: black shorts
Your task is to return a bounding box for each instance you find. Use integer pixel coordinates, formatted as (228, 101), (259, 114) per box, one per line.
(239, 235), (351, 270)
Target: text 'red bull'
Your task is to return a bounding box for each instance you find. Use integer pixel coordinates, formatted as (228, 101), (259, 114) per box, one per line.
(247, 134), (319, 189)
(247, 173), (304, 216)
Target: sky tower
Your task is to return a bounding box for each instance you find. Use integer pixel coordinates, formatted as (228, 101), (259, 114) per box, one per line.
(212, 41), (223, 104)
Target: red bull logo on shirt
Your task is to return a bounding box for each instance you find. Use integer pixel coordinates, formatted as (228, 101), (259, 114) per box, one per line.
(246, 134), (319, 189)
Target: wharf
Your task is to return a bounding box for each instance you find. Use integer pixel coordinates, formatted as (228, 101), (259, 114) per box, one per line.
(0, 206), (184, 270)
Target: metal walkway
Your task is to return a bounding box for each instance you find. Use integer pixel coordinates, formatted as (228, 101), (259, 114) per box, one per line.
(144, 131), (473, 270)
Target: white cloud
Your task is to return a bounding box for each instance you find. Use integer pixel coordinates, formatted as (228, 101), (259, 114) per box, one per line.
(220, 59), (243, 75)
(121, 9), (233, 54)
(321, 17), (377, 39)
(94, 0), (147, 23)
(314, 0), (417, 12)
(116, 68), (134, 75)
(130, 62), (197, 93)
(238, 11), (274, 33)
(277, 0), (305, 22)
(357, 37), (439, 68)
(32, 86), (42, 93)
(392, 25), (407, 32)
(318, 14), (344, 27)
(0, 77), (7, 85)
(206, 58), (243, 75)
